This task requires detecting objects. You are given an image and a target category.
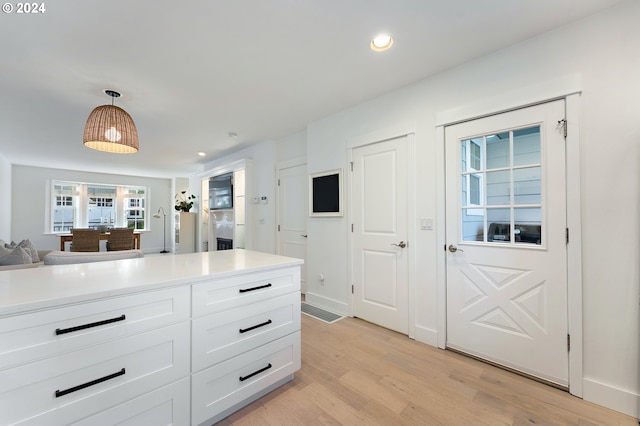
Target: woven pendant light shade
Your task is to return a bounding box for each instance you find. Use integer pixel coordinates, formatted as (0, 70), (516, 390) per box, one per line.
(83, 91), (139, 154)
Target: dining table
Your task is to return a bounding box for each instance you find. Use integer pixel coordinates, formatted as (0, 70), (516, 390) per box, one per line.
(58, 231), (141, 251)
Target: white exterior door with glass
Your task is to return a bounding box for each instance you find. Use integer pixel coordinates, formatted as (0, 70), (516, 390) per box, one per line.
(445, 100), (569, 386)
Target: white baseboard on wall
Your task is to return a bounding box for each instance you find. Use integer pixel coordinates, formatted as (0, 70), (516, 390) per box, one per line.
(304, 292), (348, 317)
(413, 325), (438, 348)
(583, 377), (639, 418)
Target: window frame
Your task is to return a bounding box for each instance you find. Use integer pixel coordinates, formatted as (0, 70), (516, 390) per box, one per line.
(48, 180), (149, 233)
(462, 138), (483, 216)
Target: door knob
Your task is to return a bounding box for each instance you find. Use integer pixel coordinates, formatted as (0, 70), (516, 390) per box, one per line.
(391, 241), (407, 248)
(301, 234), (308, 238)
(448, 244), (464, 253)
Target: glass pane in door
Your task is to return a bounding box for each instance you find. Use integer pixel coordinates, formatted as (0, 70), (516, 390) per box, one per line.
(462, 208), (484, 242)
(486, 132), (510, 169)
(459, 125), (544, 247)
(513, 126), (541, 166)
(514, 167), (541, 204)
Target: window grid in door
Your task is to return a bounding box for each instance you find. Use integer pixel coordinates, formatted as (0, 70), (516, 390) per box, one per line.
(460, 125), (543, 246)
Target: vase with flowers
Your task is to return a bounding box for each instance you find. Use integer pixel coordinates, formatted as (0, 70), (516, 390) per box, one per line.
(175, 191), (196, 212)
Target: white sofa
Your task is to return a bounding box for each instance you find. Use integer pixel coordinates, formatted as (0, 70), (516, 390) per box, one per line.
(43, 249), (144, 265)
(0, 249), (144, 271)
(0, 250), (52, 271)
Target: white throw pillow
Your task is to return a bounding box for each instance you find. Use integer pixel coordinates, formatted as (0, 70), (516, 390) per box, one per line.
(17, 239), (39, 263)
(0, 244), (11, 257)
(0, 246), (33, 266)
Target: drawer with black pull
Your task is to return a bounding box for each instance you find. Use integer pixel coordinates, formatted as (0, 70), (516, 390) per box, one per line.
(70, 377), (190, 426)
(191, 267), (300, 317)
(191, 331), (301, 426)
(0, 321), (190, 426)
(192, 292), (300, 372)
(0, 286), (190, 369)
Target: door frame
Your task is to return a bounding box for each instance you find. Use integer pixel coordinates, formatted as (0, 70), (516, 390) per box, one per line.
(435, 77), (583, 396)
(347, 122), (417, 338)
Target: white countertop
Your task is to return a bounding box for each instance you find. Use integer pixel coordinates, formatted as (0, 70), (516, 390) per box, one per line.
(0, 250), (303, 316)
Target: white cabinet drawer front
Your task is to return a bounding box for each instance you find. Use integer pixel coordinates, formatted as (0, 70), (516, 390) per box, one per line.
(0, 322), (190, 426)
(0, 286), (190, 369)
(70, 377), (190, 426)
(192, 292), (300, 371)
(192, 267), (300, 317)
(192, 331), (301, 426)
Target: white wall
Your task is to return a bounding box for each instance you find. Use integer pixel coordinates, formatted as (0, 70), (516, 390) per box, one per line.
(0, 153), (11, 240)
(304, 1), (640, 416)
(11, 165), (172, 252)
(276, 130), (306, 161)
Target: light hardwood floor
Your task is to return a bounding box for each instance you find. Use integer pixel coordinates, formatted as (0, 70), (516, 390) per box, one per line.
(218, 315), (636, 425)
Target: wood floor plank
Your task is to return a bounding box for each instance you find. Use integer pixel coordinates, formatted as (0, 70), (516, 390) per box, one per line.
(216, 315), (637, 425)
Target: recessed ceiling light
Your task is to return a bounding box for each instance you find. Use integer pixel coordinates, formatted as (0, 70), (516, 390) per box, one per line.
(198, 152), (206, 157)
(370, 34), (393, 52)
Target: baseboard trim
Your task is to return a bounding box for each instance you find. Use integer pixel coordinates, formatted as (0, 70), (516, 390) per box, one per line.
(583, 377), (639, 418)
(413, 325), (438, 347)
(304, 292), (348, 316)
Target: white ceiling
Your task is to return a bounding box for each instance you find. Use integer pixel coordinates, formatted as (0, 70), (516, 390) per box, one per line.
(0, 0), (624, 178)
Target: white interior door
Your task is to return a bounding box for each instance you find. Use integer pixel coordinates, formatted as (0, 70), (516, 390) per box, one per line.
(277, 162), (308, 293)
(352, 136), (409, 334)
(445, 100), (568, 386)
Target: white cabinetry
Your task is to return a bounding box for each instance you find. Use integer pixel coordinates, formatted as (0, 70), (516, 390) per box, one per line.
(191, 266), (301, 425)
(0, 251), (302, 426)
(176, 211), (196, 254)
(0, 288), (191, 426)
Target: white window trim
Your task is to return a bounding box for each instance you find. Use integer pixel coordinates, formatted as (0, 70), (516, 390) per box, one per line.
(47, 180), (149, 233)
(462, 139), (483, 216)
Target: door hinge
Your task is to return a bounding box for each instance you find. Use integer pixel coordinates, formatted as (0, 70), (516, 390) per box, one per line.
(277, 179), (280, 186)
(277, 224), (280, 232)
(351, 285), (354, 294)
(567, 334), (571, 352)
(558, 119), (567, 138)
(351, 223), (354, 232)
(566, 227), (569, 244)
(350, 162), (354, 172)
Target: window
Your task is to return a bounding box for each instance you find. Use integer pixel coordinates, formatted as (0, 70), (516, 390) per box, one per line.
(460, 126), (542, 245)
(124, 189), (146, 230)
(49, 181), (148, 233)
(52, 183), (78, 232)
(462, 138), (483, 215)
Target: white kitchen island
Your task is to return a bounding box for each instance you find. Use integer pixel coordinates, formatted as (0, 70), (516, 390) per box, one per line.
(0, 249), (303, 426)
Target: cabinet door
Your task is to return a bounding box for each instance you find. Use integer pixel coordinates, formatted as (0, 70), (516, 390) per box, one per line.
(70, 378), (190, 426)
(192, 331), (301, 426)
(0, 322), (190, 426)
(192, 267), (300, 317)
(192, 292), (301, 371)
(0, 287), (190, 369)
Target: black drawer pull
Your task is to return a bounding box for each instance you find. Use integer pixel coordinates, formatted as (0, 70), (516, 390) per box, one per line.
(55, 314), (126, 335)
(239, 283), (272, 293)
(55, 368), (126, 398)
(239, 363), (272, 382)
(239, 319), (273, 334)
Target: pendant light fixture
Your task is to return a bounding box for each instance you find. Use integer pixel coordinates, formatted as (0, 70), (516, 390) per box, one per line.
(83, 90), (139, 153)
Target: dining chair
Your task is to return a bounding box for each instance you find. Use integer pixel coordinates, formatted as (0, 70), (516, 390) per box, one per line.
(70, 228), (100, 252)
(106, 228), (134, 251)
